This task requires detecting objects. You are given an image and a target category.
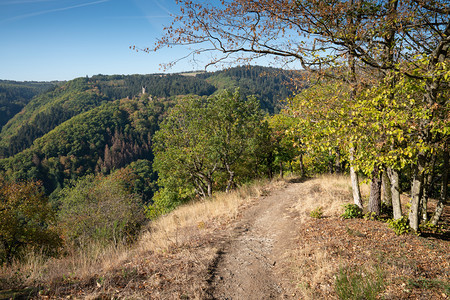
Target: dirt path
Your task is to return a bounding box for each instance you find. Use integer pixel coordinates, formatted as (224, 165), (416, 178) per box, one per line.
(207, 179), (305, 299)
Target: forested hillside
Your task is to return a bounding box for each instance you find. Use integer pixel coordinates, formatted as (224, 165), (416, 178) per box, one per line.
(1, 0), (448, 298)
(0, 80), (56, 131)
(0, 67), (293, 159)
(0, 66), (299, 262)
(0, 97), (166, 198)
(198, 66), (297, 113)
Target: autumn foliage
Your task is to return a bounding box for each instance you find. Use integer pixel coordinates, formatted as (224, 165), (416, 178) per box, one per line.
(0, 178), (61, 263)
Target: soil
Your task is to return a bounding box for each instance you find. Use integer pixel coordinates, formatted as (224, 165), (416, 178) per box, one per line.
(206, 179), (304, 299)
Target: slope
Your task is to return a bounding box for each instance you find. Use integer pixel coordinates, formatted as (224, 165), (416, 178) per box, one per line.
(0, 78), (107, 157)
(0, 66), (296, 159)
(198, 66), (297, 114)
(0, 80), (56, 131)
(2, 175), (448, 299)
(0, 75), (216, 158)
(0, 97), (167, 195)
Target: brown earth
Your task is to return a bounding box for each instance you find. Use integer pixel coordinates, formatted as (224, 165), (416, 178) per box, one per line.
(206, 178), (305, 299)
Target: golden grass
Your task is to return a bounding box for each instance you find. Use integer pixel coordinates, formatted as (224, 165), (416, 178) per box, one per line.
(0, 241), (128, 290)
(137, 178), (271, 253)
(295, 174), (369, 219)
(1, 174), (380, 298)
(289, 174), (370, 299)
(0, 178), (272, 293)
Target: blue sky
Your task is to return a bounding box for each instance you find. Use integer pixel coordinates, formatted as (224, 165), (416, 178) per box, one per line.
(0, 0), (204, 81)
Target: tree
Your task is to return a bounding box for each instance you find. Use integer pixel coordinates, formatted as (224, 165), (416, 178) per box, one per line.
(151, 89), (267, 215)
(0, 178), (61, 263)
(152, 0), (449, 229)
(57, 170), (145, 246)
(153, 95), (216, 200)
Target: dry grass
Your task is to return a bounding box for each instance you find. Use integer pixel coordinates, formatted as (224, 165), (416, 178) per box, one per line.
(0, 178), (273, 298)
(0, 241), (128, 292)
(295, 174), (369, 220)
(3, 174), (446, 299)
(138, 178), (270, 253)
(288, 175), (357, 299)
(286, 174), (450, 299)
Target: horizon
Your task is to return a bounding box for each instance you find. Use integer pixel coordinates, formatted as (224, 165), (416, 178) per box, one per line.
(0, 69), (209, 83)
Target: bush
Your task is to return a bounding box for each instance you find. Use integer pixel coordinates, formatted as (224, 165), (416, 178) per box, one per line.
(0, 178), (61, 263)
(341, 204), (363, 219)
(335, 266), (384, 300)
(419, 222), (444, 234)
(364, 212), (379, 221)
(310, 206), (324, 219)
(386, 216), (410, 235)
(58, 170), (146, 246)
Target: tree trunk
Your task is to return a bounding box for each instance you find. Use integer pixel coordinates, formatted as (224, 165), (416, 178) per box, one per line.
(420, 155), (436, 222)
(206, 179), (212, 198)
(382, 169), (392, 207)
(335, 148), (342, 174)
(349, 147), (363, 208)
(328, 149), (334, 174)
(387, 167), (402, 220)
(430, 149), (449, 226)
(279, 161), (284, 178)
(409, 154), (426, 232)
(368, 165), (382, 216)
(299, 153), (304, 178)
(195, 179), (207, 199)
(225, 163), (235, 193)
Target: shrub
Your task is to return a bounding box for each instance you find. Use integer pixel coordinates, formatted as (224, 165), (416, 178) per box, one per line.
(310, 206), (324, 219)
(386, 216), (410, 235)
(335, 266), (384, 300)
(341, 204), (363, 219)
(419, 222), (444, 234)
(0, 178), (61, 263)
(58, 170), (146, 247)
(364, 212), (379, 221)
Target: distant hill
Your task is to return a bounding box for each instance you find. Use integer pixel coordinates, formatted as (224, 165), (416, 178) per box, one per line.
(199, 66), (295, 114)
(0, 75), (215, 157)
(0, 66), (296, 158)
(0, 80), (56, 131)
(0, 97), (167, 197)
(0, 66), (300, 197)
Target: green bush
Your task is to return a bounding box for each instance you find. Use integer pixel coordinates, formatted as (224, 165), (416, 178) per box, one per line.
(144, 187), (189, 220)
(335, 266), (385, 300)
(310, 206), (324, 219)
(58, 170), (146, 246)
(0, 178), (61, 263)
(386, 216), (410, 235)
(341, 204), (363, 219)
(364, 212), (379, 221)
(419, 221), (444, 234)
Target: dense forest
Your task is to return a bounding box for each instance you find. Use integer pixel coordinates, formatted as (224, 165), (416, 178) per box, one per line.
(0, 80), (56, 131)
(0, 67), (293, 159)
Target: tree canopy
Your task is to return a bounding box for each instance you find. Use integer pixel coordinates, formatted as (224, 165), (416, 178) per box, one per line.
(153, 0), (449, 231)
(149, 89), (271, 217)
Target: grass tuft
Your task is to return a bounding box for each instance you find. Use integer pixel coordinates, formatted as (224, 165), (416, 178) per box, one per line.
(335, 265), (385, 300)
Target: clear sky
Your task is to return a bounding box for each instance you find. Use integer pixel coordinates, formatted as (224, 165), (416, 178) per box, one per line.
(0, 0), (204, 81)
